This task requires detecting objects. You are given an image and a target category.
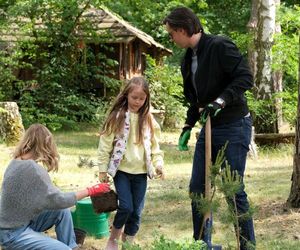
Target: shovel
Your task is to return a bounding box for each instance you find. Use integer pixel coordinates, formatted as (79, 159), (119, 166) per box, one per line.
(199, 115), (222, 250)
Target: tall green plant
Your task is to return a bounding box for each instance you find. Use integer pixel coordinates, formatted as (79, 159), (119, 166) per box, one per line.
(144, 56), (186, 129)
(191, 144), (255, 250)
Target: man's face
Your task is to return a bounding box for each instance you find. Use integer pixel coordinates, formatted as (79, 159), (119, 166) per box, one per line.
(165, 23), (190, 48)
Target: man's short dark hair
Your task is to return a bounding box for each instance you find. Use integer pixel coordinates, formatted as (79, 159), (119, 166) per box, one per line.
(163, 7), (204, 37)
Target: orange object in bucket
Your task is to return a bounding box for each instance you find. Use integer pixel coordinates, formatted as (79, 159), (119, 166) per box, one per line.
(72, 198), (110, 238)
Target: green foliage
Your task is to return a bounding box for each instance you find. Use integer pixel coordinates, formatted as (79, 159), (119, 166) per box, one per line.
(246, 91), (278, 130)
(190, 192), (219, 216)
(173, 0), (251, 61)
(18, 87), (102, 130)
(278, 89), (298, 128)
(273, 4), (299, 87)
(268, 4), (300, 129)
(205, 0), (251, 33)
(122, 235), (207, 250)
(0, 49), (23, 101)
(247, 87), (298, 129)
(0, 0), (120, 131)
(272, 33), (298, 79)
(94, 98), (112, 128)
(150, 236), (207, 250)
(218, 165), (242, 198)
(228, 32), (251, 57)
(145, 56), (186, 129)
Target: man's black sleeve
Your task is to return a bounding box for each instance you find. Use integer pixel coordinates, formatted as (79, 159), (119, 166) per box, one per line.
(185, 104), (200, 127)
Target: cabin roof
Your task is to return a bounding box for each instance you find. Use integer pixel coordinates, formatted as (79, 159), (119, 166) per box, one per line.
(80, 7), (172, 54)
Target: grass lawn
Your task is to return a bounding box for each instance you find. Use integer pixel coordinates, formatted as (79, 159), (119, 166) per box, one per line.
(1, 126), (300, 250)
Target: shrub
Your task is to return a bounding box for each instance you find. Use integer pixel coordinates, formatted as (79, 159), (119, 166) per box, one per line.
(145, 56), (186, 129)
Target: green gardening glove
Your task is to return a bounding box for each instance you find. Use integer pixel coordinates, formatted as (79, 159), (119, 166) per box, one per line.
(199, 98), (225, 125)
(178, 127), (192, 151)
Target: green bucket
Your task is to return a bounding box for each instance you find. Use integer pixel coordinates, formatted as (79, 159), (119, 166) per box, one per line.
(71, 198), (110, 238)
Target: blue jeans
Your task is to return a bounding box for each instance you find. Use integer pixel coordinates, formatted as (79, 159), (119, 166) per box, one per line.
(190, 117), (255, 249)
(0, 209), (77, 250)
(113, 171), (147, 236)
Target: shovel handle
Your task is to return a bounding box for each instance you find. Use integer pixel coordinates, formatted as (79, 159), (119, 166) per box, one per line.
(199, 115), (212, 239)
(205, 115), (212, 199)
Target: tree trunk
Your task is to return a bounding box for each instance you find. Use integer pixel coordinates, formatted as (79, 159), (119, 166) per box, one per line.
(0, 102), (24, 146)
(272, 0), (283, 130)
(287, 33), (300, 207)
(250, 0), (279, 133)
(247, 0), (259, 76)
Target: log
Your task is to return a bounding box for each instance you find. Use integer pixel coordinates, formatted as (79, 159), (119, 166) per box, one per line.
(254, 132), (295, 145)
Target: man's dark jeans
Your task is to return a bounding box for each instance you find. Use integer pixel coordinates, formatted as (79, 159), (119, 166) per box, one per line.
(190, 116), (255, 249)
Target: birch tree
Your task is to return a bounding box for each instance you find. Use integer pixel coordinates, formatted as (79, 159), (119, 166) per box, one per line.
(248, 0), (278, 133)
(272, 0), (283, 129)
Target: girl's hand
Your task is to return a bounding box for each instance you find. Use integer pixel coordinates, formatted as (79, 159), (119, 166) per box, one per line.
(99, 172), (109, 183)
(155, 167), (165, 180)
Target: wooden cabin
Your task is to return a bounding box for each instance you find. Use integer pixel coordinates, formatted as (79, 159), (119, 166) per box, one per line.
(0, 7), (172, 97)
(79, 7), (172, 80)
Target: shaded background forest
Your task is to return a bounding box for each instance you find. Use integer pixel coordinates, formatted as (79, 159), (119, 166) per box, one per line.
(0, 0), (299, 132)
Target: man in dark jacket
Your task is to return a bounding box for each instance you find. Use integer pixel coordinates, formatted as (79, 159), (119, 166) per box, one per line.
(164, 7), (255, 250)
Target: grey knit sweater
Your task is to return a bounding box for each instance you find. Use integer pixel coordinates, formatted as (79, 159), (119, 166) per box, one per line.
(0, 159), (76, 229)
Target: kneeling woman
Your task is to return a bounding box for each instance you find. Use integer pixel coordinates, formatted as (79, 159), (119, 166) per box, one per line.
(0, 124), (110, 250)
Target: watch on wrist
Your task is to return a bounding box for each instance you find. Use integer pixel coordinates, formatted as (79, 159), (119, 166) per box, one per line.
(214, 97), (225, 108)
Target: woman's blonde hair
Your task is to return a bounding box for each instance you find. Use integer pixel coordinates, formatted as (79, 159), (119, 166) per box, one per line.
(102, 76), (154, 144)
(13, 123), (59, 172)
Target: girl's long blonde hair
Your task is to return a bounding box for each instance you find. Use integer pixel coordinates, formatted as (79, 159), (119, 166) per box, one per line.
(102, 76), (154, 144)
(13, 124), (59, 172)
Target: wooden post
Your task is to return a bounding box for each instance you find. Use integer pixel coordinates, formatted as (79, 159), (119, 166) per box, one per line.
(199, 116), (212, 239)
(205, 116), (212, 201)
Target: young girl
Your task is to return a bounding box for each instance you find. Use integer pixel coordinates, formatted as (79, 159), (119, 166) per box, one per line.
(97, 76), (164, 250)
(0, 124), (110, 250)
